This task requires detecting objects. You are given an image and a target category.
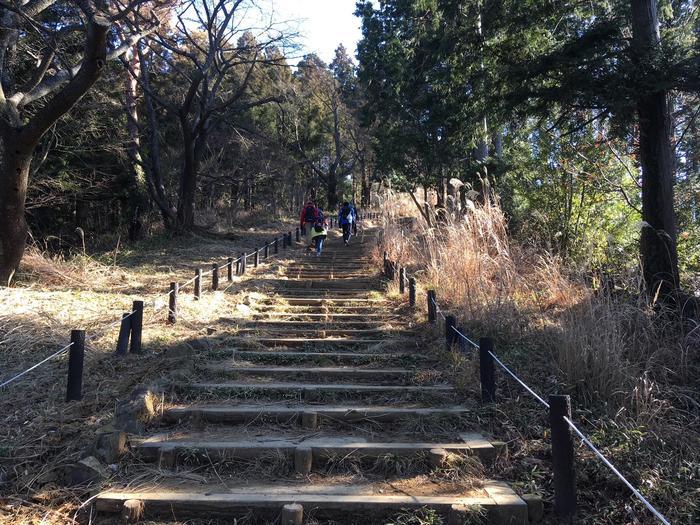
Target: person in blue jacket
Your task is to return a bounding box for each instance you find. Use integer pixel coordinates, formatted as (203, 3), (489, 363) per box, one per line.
(338, 201), (356, 245)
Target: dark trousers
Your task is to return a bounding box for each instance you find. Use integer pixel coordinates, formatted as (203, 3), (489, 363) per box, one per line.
(342, 223), (352, 243)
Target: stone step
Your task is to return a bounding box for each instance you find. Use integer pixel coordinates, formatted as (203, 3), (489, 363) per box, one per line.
(163, 403), (472, 425)
(95, 481), (527, 524)
(135, 433), (498, 465)
(202, 365), (423, 383)
(231, 350), (430, 365)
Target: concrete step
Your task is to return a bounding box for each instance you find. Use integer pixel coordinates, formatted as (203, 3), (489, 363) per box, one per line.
(95, 481), (527, 524)
(202, 365), (424, 383)
(135, 433), (498, 465)
(163, 403), (473, 425)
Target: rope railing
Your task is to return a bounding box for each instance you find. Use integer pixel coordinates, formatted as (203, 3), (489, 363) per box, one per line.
(383, 254), (671, 524)
(0, 210), (346, 396)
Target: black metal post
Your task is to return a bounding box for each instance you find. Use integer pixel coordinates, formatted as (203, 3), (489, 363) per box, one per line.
(241, 253), (247, 274)
(254, 248), (259, 267)
(479, 337), (496, 402)
(550, 394), (577, 519)
(168, 282), (178, 324)
(66, 329), (85, 401)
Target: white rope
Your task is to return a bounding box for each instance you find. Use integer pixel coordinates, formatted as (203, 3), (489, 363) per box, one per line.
(488, 350), (551, 409)
(0, 342), (74, 389)
(430, 296), (447, 320)
(564, 416), (671, 525)
(450, 325), (480, 349)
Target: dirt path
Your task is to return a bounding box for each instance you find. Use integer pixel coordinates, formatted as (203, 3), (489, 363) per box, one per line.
(92, 227), (529, 524)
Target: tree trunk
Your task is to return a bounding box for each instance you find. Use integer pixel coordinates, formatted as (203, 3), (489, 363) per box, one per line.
(361, 163), (371, 208)
(176, 126), (198, 230)
(124, 48), (148, 241)
(0, 138), (33, 284)
(327, 168), (339, 210)
(631, 0), (679, 300)
(139, 46), (174, 230)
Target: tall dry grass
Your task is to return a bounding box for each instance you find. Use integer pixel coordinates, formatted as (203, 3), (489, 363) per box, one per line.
(378, 190), (697, 420)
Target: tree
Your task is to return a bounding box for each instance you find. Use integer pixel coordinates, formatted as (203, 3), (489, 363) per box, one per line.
(127, 0), (290, 231)
(0, 0), (161, 284)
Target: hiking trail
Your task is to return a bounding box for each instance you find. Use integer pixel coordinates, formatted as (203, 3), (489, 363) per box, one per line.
(93, 226), (530, 524)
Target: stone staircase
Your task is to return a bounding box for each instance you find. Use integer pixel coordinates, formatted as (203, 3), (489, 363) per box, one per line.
(94, 227), (529, 524)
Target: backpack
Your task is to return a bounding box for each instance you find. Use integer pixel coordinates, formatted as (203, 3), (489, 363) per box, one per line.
(304, 205), (316, 222)
(314, 225), (325, 233)
(340, 206), (351, 219)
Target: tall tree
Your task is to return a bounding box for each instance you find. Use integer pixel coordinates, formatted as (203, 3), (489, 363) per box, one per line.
(0, 0), (160, 284)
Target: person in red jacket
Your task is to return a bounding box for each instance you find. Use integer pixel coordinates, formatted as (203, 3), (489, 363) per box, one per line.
(299, 201), (318, 245)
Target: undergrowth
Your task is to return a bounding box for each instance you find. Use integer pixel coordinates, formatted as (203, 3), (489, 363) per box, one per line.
(377, 190), (699, 524)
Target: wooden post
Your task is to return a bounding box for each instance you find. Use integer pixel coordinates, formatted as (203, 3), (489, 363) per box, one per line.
(296, 227), (300, 242)
(383, 251), (387, 272)
(274, 238), (279, 254)
(409, 277), (416, 307)
(227, 257), (233, 281)
(236, 255), (242, 275)
(479, 337), (496, 402)
(399, 267), (406, 294)
(115, 313), (131, 355)
(130, 300), (144, 354)
(427, 290), (437, 322)
(241, 253), (247, 274)
(445, 315), (457, 351)
(254, 248), (259, 267)
(66, 329), (85, 401)
(194, 268), (202, 299)
(168, 282), (178, 324)
(212, 263), (219, 291)
(288, 231), (292, 247)
(550, 394), (576, 518)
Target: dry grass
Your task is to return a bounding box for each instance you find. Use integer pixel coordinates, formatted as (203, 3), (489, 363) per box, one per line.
(377, 189), (700, 523)
(0, 222), (297, 524)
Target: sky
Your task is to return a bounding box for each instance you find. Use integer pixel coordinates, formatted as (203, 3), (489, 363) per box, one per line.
(268, 0), (366, 65)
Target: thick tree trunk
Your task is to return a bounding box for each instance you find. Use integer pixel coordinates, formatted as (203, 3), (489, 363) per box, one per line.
(0, 138), (34, 284)
(361, 164), (371, 208)
(631, 0), (679, 300)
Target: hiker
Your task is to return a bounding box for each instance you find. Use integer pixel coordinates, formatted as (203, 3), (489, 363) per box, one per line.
(338, 201), (356, 245)
(350, 202), (358, 235)
(299, 200), (318, 241)
(310, 218), (328, 257)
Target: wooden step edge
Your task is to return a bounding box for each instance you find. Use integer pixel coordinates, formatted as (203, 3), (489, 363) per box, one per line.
(95, 481), (528, 524)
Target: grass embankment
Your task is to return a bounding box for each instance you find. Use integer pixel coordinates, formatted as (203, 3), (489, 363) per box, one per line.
(378, 192), (699, 524)
(0, 220), (295, 524)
